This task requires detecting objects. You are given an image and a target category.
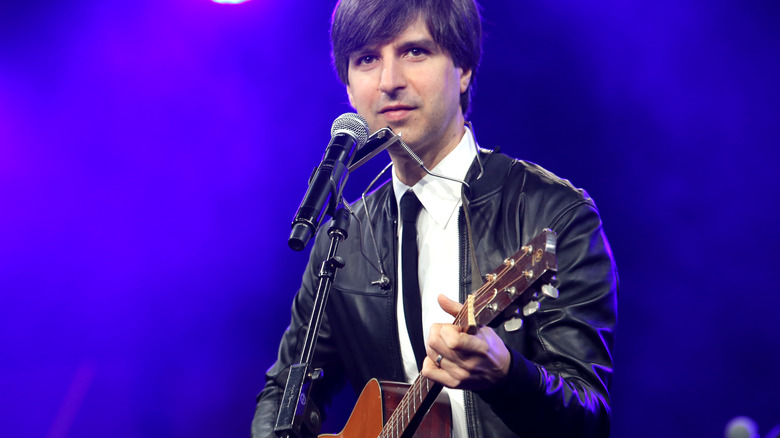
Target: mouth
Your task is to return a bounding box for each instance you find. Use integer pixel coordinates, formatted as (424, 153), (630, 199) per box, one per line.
(379, 105), (415, 122)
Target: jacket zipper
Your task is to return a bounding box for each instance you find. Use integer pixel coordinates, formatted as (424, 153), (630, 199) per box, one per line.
(458, 208), (479, 438)
(390, 208), (405, 382)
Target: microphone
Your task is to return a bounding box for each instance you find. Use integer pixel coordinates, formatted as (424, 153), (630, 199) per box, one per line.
(288, 113), (369, 251)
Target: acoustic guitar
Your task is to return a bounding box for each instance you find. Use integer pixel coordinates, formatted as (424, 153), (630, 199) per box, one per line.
(321, 228), (559, 438)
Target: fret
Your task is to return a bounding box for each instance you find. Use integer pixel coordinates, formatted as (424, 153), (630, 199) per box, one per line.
(375, 229), (557, 438)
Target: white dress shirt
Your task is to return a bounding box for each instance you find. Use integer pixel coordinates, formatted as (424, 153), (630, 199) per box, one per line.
(392, 127), (478, 438)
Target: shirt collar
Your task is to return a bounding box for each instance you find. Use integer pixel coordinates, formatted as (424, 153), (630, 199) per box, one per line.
(392, 127), (478, 228)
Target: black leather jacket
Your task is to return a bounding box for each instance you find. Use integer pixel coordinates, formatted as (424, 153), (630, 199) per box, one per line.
(252, 151), (618, 438)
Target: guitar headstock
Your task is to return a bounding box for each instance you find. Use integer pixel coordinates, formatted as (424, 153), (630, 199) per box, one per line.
(459, 229), (558, 332)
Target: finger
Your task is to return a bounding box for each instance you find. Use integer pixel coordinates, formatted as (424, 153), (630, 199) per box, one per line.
(426, 323), (446, 353)
(437, 294), (462, 317)
(421, 356), (469, 389)
(433, 353), (444, 368)
(438, 324), (465, 351)
(436, 327), (491, 367)
(422, 355), (437, 372)
(421, 356), (454, 385)
(425, 332), (442, 363)
(427, 324), (457, 364)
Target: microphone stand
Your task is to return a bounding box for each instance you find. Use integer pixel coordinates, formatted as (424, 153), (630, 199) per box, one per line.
(273, 128), (403, 438)
(274, 208), (350, 438)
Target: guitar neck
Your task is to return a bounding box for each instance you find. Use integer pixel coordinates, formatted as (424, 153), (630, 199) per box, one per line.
(379, 374), (443, 438)
(378, 228), (558, 438)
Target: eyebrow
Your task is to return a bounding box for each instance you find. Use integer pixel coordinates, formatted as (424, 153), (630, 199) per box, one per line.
(395, 38), (440, 54)
(350, 37), (441, 60)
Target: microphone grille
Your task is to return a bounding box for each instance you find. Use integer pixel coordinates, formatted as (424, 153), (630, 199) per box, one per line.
(331, 113), (369, 149)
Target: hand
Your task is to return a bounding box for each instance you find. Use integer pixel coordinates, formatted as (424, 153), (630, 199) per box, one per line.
(420, 294), (511, 391)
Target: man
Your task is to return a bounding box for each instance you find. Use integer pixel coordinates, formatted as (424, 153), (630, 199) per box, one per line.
(252, 0), (618, 437)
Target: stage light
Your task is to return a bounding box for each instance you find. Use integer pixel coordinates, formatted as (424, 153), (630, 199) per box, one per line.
(212, 0), (250, 4)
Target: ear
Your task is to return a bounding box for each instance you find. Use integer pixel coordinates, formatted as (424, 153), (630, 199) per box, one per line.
(346, 84), (356, 108)
(459, 67), (473, 94)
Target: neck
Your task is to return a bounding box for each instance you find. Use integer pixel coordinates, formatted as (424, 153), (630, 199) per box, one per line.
(390, 124), (466, 187)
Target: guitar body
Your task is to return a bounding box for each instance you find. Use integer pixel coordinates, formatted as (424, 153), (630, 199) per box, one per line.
(319, 379), (452, 438)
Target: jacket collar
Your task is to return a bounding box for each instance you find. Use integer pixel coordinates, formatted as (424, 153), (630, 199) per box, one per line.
(463, 149), (515, 204)
(378, 148), (514, 218)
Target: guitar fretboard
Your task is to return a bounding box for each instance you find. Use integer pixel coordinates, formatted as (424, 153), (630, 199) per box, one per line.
(379, 228), (557, 437)
(379, 375), (441, 438)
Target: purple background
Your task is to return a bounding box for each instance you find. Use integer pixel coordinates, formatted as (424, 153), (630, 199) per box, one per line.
(2, 0), (778, 437)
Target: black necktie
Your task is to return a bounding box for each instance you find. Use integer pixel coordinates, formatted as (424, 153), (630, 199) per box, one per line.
(400, 190), (427, 371)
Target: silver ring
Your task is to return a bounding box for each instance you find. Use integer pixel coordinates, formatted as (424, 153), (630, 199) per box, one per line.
(435, 354), (443, 367)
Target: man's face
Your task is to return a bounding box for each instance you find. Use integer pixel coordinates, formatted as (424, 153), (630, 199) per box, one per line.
(346, 17), (472, 158)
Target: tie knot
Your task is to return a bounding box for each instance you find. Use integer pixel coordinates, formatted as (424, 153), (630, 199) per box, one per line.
(400, 191), (423, 223)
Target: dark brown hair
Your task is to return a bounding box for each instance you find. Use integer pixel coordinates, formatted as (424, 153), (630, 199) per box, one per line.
(330, 0), (483, 115)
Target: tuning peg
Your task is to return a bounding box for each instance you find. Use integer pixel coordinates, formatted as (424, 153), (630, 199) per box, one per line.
(523, 301), (540, 317)
(504, 317), (523, 332)
(502, 307), (523, 332)
(504, 286), (517, 298)
(541, 284), (559, 299)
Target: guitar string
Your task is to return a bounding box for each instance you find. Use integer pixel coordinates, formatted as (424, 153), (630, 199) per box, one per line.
(382, 374), (428, 437)
(454, 250), (530, 327)
(382, 251), (533, 436)
(381, 371), (434, 437)
(382, 235), (555, 436)
(380, 250), (533, 438)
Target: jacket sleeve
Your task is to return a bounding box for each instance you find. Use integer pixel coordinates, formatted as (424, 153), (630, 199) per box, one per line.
(251, 233), (347, 438)
(477, 199), (618, 438)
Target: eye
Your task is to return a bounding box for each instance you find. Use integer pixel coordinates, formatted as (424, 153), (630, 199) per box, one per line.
(404, 47), (430, 60)
(355, 55), (378, 66)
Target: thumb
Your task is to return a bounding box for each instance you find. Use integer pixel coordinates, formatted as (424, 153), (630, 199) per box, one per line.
(437, 294), (463, 318)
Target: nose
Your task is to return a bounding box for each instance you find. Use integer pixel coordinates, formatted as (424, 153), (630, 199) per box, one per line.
(378, 57), (406, 95)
